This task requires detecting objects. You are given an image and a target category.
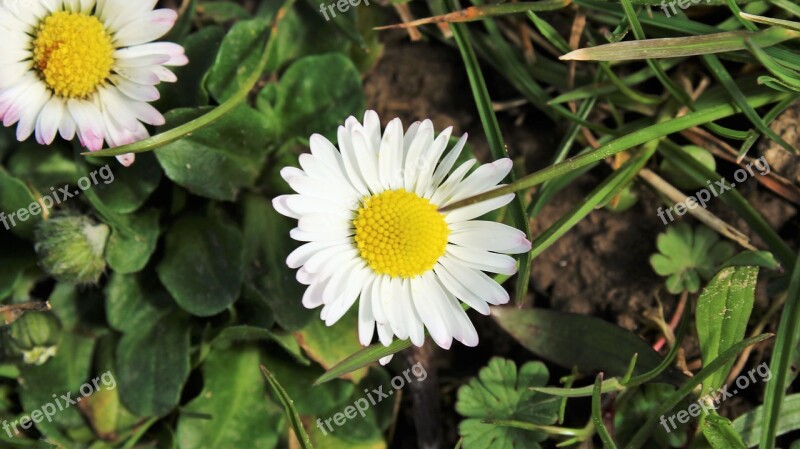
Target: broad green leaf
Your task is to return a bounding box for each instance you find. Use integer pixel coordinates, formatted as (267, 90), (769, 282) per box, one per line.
(156, 26), (226, 112)
(197, 1), (252, 24)
(295, 308), (368, 383)
(0, 236), (35, 300)
(6, 145), (77, 193)
(157, 216), (244, 317)
(492, 307), (685, 383)
(314, 339), (413, 385)
(273, 53), (365, 141)
(177, 346), (282, 449)
(703, 414), (746, 449)
(212, 325), (310, 366)
(207, 18), (270, 102)
(89, 155), (160, 214)
(733, 393), (800, 447)
(456, 358), (558, 449)
(261, 365), (314, 449)
(105, 209), (160, 274)
(268, 2), (349, 72)
(696, 266), (758, 395)
(614, 384), (688, 448)
(0, 167), (40, 239)
(241, 194), (311, 330)
(155, 105), (271, 201)
(115, 310), (191, 417)
(18, 332), (96, 437)
(104, 273), (174, 334)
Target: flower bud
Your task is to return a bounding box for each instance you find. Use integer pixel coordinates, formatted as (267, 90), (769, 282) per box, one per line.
(7, 312), (63, 365)
(34, 215), (109, 284)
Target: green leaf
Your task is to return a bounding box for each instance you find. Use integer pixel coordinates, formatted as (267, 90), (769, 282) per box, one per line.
(733, 392), (800, 446)
(659, 146), (717, 190)
(295, 308), (368, 383)
(696, 266), (758, 395)
(614, 384), (688, 448)
(157, 215), (244, 317)
(115, 310), (191, 417)
(241, 194), (312, 330)
(18, 332), (96, 437)
(6, 145), (77, 193)
(492, 307), (685, 383)
(650, 223), (735, 294)
(197, 1), (252, 24)
(268, 2), (350, 72)
(273, 53), (365, 141)
(0, 167), (40, 239)
(177, 346), (282, 449)
(207, 18), (270, 103)
(155, 105), (271, 201)
(156, 26), (226, 111)
(261, 365), (315, 449)
(89, 155), (160, 214)
(263, 351), (354, 415)
(104, 272), (174, 334)
(703, 414), (746, 449)
(105, 209), (160, 274)
(211, 325), (310, 366)
(456, 358), (558, 449)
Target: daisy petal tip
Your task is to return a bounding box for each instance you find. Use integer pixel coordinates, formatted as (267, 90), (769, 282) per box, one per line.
(378, 355), (394, 366)
(115, 153), (135, 167)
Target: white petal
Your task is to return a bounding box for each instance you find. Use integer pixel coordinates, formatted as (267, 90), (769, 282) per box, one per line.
(113, 9), (178, 47)
(351, 129), (382, 194)
(449, 221), (531, 254)
(303, 246), (358, 274)
(370, 274), (386, 324)
(402, 279), (425, 347)
(383, 276), (408, 340)
(302, 279), (328, 308)
(298, 213), (352, 234)
(337, 125), (370, 196)
(446, 245), (518, 275)
(446, 159), (513, 204)
(414, 272), (454, 349)
(433, 263), (491, 315)
(444, 193), (515, 223)
(429, 159), (476, 206)
(35, 95), (65, 145)
(444, 291), (479, 347)
(67, 99), (105, 151)
(362, 110), (381, 152)
(109, 75), (160, 102)
(379, 354), (394, 365)
(414, 126), (451, 196)
(403, 121), (433, 191)
(323, 263), (369, 325)
(439, 257), (510, 305)
(358, 276), (376, 346)
(285, 239), (350, 269)
(377, 321), (393, 346)
(378, 117), (404, 190)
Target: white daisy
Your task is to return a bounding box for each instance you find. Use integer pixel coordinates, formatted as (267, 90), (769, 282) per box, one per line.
(0, 0), (188, 166)
(273, 111), (531, 357)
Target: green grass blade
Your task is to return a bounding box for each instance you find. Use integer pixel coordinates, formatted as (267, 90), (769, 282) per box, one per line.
(440, 88), (789, 212)
(314, 339), (413, 385)
(446, 0), (532, 305)
(625, 334), (774, 449)
(593, 374), (619, 449)
(561, 27), (800, 61)
(759, 252), (800, 449)
(261, 365), (314, 449)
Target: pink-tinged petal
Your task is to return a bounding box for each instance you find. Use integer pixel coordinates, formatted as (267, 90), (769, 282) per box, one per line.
(113, 9), (178, 47)
(35, 96), (65, 145)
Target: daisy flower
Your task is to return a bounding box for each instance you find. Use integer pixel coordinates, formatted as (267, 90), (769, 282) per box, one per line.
(273, 111), (531, 357)
(0, 0), (188, 166)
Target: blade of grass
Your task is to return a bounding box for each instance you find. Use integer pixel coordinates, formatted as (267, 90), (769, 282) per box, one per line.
(741, 12), (800, 32)
(376, 0), (570, 30)
(561, 27), (800, 61)
(446, 0), (532, 305)
(625, 333), (774, 449)
(439, 87), (789, 212)
(759, 252), (800, 449)
(84, 0), (295, 158)
(261, 365), (314, 448)
(314, 339), (413, 385)
(593, 373), (618, 448)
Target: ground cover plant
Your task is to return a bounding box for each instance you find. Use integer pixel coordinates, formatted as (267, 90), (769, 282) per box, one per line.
(0, 0), (800, 448)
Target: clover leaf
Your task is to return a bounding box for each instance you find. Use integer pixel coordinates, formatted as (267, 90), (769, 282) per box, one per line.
(456, 357), (559, 449)
(650, 223), (735, 294)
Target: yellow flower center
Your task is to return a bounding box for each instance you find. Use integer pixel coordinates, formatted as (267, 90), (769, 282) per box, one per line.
(33, 11), (114, 99)
(354, 189), (449, 278)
